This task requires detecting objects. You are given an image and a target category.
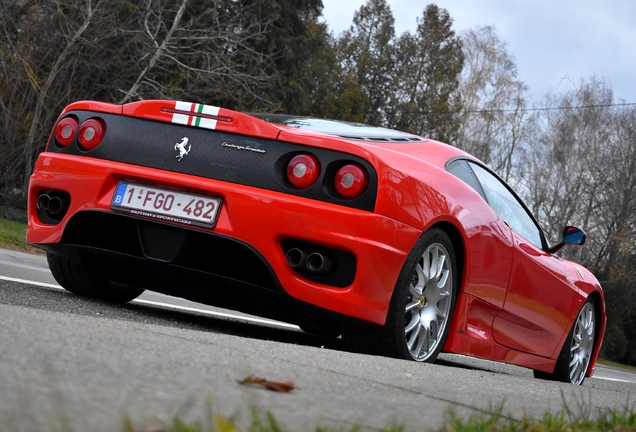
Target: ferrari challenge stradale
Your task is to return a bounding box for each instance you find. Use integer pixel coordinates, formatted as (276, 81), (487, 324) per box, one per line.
(27, 100), (605, 385)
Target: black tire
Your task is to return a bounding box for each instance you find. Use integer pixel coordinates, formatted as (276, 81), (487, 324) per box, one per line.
(343, 228), (458, 362)
(47, 252), (144, 303)
(533, 298), (597, 385)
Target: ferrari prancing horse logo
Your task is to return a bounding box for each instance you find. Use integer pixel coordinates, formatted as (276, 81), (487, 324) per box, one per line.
(174, 137), (191, 161)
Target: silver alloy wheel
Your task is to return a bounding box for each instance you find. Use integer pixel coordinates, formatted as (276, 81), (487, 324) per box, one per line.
(569, 302), (595, 385)
(404, 243), (453, 361)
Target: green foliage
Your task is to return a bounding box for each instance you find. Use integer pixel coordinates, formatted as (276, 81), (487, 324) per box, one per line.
(0, 190), (27, 223)
(601, 323), (628, 361)
(309, 0), (464, 141)
(390, 4), (464, 142)
(234, 0), (325, 113)
(337, 0), (397, 126)
(304, 21), (369, 122)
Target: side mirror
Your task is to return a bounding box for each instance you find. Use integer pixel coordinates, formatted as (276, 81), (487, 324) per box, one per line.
(549, 226), (587, 254)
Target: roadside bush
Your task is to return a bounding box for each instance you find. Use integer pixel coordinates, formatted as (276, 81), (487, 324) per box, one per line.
(0, 189), (27, 223)
(601, 322), (628, 361)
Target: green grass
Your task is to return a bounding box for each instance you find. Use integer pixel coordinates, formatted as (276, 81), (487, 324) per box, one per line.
(598, 359), (636, 373)
(0, 217), (43, 254)
(120, 400), (636, 432)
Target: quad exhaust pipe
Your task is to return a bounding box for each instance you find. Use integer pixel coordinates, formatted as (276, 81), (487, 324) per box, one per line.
(286, 248), (333, 274)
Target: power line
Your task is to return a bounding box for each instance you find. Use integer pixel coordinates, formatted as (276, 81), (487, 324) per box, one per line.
(461, 102), (636, 114)
(417, 101), (636, 115)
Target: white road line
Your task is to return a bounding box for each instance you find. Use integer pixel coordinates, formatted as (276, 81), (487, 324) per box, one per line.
(133, 298), (299, 329)
(0, 259), (51, 272)
(592, 376), (633, 383)
(0, 275), (61, 289)
(0, 275), (299, 330)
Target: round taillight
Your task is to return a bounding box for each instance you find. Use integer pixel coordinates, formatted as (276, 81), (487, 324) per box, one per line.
(78, 118), (105, 151)
(55, 117), (78, 147)
(287, 154), (320, 189)
(335, 164), (368, 199)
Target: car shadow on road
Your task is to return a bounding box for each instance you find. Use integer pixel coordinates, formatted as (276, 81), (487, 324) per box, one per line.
(0, 280), (344, 351)
(1, 280), (525, 377)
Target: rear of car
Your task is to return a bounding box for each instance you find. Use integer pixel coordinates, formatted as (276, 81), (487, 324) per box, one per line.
(27, 100), (428, 328)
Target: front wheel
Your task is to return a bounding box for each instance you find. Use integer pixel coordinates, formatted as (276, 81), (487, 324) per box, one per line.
(534, 298), (596, 385)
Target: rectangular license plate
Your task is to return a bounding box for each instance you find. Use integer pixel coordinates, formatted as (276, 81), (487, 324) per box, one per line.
(111, 182), (221, 228)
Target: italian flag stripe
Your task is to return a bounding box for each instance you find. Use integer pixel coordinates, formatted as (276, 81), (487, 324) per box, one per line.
(171, 101), (220, 130)
(194, 104), (204, 127)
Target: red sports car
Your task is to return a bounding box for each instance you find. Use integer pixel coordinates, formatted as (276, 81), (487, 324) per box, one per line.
(27, 100), (605, 385)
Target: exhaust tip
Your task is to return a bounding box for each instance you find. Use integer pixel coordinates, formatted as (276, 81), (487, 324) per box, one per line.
(286, 248), (308, 270)
(37, 194), (51, 211)
(307, 252), (332, 274)
(48, 196), (63, 215)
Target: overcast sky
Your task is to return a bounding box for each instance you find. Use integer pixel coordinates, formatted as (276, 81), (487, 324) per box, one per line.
(321, 0), (636, 105)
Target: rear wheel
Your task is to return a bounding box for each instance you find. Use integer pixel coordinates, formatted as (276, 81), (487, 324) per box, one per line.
(47, 252), (144, 303)
(534, 298), (596, 385)
(343, 228), (458, 362)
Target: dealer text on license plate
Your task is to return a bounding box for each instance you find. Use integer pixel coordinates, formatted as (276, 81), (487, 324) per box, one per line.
(111, 182), (221, 228)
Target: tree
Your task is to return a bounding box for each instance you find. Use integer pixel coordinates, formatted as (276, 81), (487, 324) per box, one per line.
(390, 4), (464, 143)
(332, 1), (463, 142)
(235, 0), (325, 113)
(304, 21), (369, 122)
(456, 26), (527, 182)
(337, 0), (396, 126)
(117, 0), (278, 109)
(0, 0), (279, 198)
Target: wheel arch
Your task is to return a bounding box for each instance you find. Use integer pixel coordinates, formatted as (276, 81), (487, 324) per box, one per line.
(585, 289), (606, 377)
(428, 220), (465, 295)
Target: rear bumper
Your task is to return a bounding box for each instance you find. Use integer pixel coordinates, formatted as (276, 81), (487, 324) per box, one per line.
(28, 153), (422, 325)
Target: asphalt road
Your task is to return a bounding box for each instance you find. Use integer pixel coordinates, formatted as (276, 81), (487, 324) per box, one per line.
(1, 248), (635, 431)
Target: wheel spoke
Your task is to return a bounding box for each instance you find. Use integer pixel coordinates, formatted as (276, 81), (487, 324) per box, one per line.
(569, 355), (578, 367)
(433, 252), (445, 281)
(409, 281), (421, 298)
(437, 268), (449, 288)
(407, 322), (421, 350)
(405, 315), (420, 334)
(413, 327), (429, 357)
(405, 300), (420, 313)
(421, 254), (431, 284)
(428, 247), (438, 281)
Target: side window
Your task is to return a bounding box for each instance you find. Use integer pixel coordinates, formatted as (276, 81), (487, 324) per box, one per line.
(446, 159), (486, 200)
(468, 162), (543, 249)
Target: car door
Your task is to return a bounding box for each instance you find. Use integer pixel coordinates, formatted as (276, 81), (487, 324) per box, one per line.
(466, 162), (579, 358)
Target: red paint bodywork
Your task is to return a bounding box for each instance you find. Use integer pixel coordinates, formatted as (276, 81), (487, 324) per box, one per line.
(27, 100), (606, 377)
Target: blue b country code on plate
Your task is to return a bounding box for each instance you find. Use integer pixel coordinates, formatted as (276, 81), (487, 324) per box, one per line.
(111, 181), (222, 228)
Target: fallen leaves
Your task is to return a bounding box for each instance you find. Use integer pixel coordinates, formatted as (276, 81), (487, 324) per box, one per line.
(238, 375), (295, 392)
